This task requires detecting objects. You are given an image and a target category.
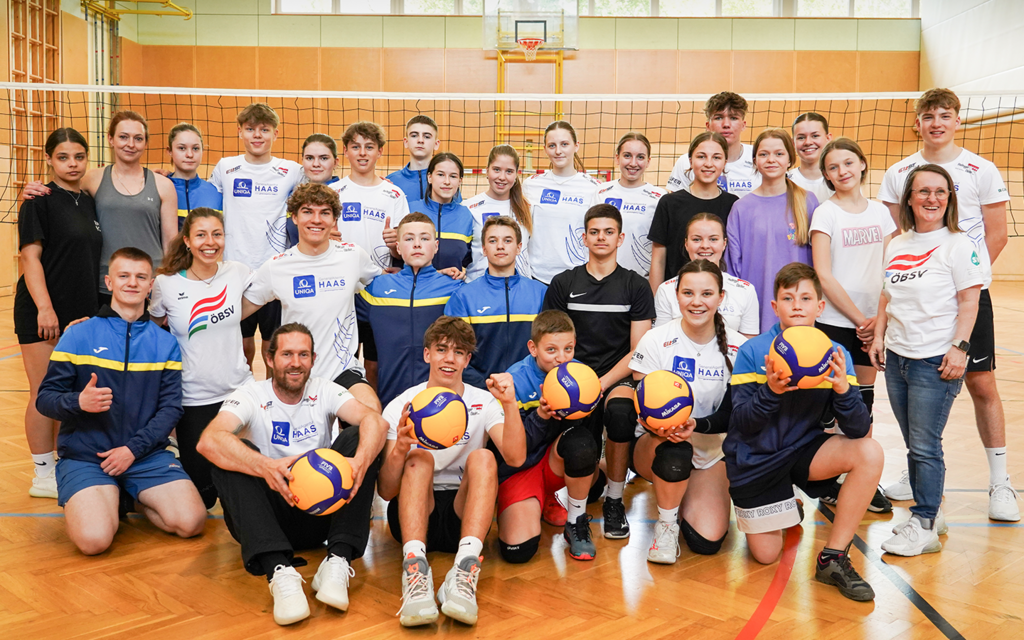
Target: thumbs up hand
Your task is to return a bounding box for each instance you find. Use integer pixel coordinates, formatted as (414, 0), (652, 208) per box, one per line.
(382, 215), (399, 254)
(79, 373), (113, 413)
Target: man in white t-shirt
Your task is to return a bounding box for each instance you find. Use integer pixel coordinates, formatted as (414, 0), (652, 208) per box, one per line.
(377, 317), (525, 628)
(243, 183), (382, 412)
(209, 103), (303, 368)
(198, 323), (389, 626)
(877, 88), (1018, 522)
(665, 92), (761, 197)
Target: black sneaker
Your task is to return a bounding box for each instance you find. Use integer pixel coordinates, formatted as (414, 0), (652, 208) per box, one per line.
(563, 514), (596, 560)
(815, 549), (875, 602)
(602, 497), (630, 539)
(819, 480), (841, 507)
(868, 486), (893, 514)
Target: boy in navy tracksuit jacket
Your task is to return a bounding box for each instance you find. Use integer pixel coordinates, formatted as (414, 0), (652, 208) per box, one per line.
(724, 263), (882, 602)
(36, 248), (206, 555)
(445, 216), (547, 388)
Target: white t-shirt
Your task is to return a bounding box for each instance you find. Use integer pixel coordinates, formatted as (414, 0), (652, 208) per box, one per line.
(809, 199), (897, 329)
(665, 143), (760, 197)
(882, 228), (986, 359)
(592, 181), (667, 278)
(329, 177), (410, 270)
(653, 272), (759, 336)
(151, 261), (255, 405)
(524, 171), (600, 284)
(463, 192), (533, 282)
(220, 377), (354, 460)
(245, 241), (381, 382)
(788, 169), (834, 206)
(210, 155), (303, 269)
(384, 382), (506, 491)
(878, 149), (1010, 288)
(629, 322), (745, 469)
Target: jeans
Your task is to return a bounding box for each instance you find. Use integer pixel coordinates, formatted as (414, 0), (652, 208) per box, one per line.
(884, 350), (964, 520)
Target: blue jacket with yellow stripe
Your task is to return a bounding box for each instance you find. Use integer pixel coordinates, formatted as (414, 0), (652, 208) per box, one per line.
(723, 322), (868, 489)
(443, 271), (547, 388)
(36, 306), (183, 463)
(493, 353), (563, 482)
(356, 265), (463, 407)
(407, 197), (473, 272)
(170, 173), (222, 230)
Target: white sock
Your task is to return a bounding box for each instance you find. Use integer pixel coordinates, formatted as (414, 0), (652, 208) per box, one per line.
(31, 452), (56, 478)
(657, 506), (678, 525)
(605, 480), (625, 500)
(454, 536), (483, 564)
(986, 447), (1009, 486)
(566, 495), (586, 523)
(403, 540), (427, 559)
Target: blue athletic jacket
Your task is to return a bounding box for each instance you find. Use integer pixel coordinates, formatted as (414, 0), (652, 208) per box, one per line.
(356, 265), (463, 407)
(444, 271), (547, 388)
(36, 306), (183, 463)
(286, 176), (339, 248)
(723, 323), (868, 489)
(170, 173), (222, 230)
(387, 164), (462, 205)
(406, 197), (474, 272)
(491, 354), (557, 482)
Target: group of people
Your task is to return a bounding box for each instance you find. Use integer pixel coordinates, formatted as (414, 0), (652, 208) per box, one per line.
(13, 88), (1019, 627)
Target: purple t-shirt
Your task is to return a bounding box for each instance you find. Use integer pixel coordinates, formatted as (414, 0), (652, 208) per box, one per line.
(724, 191), (819, 332)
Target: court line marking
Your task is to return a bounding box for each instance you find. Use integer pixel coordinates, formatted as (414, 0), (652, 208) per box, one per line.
(734, 524), (802, 640)
(0, 352), (23, 362)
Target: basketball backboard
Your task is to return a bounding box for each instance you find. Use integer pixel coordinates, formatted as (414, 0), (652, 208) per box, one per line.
(483, 0), (579, 52)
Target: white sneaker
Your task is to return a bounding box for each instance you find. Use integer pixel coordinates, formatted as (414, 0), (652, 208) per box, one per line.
(269, 565), (310, 626)
(883, 470), (914, 501)
(989, 482), (1021, 522)
(312, 554), (355, 611)
(892, 508), (947, 536)
(647, 521), (681, 564)
(438, 555), (481, 625)
(29, 470), (58, 499)
(398, 554), (438, 627)
(881, 516), (942, 557)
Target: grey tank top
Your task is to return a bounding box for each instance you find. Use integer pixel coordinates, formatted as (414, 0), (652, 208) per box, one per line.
(94, 165), (163, 291)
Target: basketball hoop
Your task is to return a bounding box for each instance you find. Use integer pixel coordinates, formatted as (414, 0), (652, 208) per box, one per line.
(517, 37), (543, 61)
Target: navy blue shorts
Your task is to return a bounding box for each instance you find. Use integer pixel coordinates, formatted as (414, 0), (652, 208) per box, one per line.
(56, 449), (190, 507)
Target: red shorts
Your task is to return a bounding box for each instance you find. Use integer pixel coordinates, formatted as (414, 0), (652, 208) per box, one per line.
(497, 444), (565, 515)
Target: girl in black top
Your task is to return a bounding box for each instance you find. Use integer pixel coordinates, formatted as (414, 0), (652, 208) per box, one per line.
(15, 128), (102, 500)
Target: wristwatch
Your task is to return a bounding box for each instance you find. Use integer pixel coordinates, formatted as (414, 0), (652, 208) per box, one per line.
(953, 340), (970, 353)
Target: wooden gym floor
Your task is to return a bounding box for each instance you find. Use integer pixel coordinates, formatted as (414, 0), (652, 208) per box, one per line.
(1, 284), (1023, 640)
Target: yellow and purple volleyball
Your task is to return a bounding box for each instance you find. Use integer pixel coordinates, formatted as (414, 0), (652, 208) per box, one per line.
(634, 370), (694, 430)
(768, 326), (835, 389)
(543, 361), (602, 419)
(289, 448), (354, 516)
(407, 386), (468, 450)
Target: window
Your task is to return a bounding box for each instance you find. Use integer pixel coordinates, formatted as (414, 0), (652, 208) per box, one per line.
(721, 0), (774, 17)
(855, 0), (912, 17)
(659, 0), (717, 17)
(798, 0), (851, 17)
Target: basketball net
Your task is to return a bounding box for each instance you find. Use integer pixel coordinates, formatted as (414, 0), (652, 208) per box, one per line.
(517, 37), (543, 61)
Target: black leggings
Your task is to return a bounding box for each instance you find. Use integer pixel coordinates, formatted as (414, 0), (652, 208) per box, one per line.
(176, 402), (222, 509)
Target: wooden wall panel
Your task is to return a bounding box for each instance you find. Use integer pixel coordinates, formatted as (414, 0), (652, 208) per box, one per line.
(195, 47), (254, 89)
(257, 47), (320, 91)
(321, 48), (382, 92)
(62, 12), (89, 84)
(141, 45), (195, 88)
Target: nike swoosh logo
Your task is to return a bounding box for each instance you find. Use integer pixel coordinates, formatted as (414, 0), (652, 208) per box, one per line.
(34, 461), (47, 466)
(569, 292), (586, 298)
(972, 356), (989, 363)
(93, 347), (108, 354)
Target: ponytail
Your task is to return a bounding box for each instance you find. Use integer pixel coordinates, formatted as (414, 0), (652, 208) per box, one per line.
(488, 144), (533, 234)
(785, 177), (810, 246)
(713, 310), (733, 373)
(159, 207), (224, 275)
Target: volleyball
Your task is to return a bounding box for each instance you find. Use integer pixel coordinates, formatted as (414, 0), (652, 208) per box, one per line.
(634, 370), (694, 431)
(768, 326), (836, 389)
(407, 386), (468, 450)
(288, 448), (354, 516)
(543, 361), (602, 419)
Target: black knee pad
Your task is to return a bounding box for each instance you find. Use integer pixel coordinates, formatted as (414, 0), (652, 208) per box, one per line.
(680, 517), (726, 555)
(557, 425), (600, 478)
(651, 440), (693, 483)
(587, 469), (606, 504)
(498, 535), (540, 564)
(604, 397), (637, 444)
(860, 384), (874, 422)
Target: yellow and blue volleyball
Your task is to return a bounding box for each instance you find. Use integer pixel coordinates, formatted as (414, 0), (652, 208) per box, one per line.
(769, 326), (835, 389)
(407, 386), (468, 450)
(288, 448), (354, 516)
(634, 370), (694, 430)
(543, 361), (602, 419)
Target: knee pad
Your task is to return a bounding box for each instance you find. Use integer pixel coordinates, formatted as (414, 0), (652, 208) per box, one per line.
(498, 536), (540, 564)
(680, 517), (726, 555)
(604, 397), (637, 444)
(557, 425), (600, 478)
(587, 469), (606, 504)
(860, 384), (874, 422)
(651, 441), (693, 483)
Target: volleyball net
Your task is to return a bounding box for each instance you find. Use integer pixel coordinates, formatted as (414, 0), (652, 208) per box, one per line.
(1, 83), (1022, 234)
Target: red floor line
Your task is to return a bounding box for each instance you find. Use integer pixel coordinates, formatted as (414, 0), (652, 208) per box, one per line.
(735, 525), (803, 640)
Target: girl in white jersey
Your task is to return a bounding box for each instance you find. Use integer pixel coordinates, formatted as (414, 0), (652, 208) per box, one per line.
(592, 132), (667, 278)
(654, 213), (759, 337)
(464, 145), (534, 281)
(629, 259), (743, 563)
(151, 208), (254, 508)
(524, 121), (600, 284)
(789, 113), (834, 205)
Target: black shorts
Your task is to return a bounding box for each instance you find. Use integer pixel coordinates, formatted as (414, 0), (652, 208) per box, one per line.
(358, 319), (377, 362)
(241, 299), (282, 340)
(966, 289), (995, 372)
(729, 432), (837, 534)
(816, 322), (871, 368)
(386, 489), (462, 553)
(333, 368), (370, 390)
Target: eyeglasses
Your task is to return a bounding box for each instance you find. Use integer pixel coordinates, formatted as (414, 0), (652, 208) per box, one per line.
(913, 188), (950, 200)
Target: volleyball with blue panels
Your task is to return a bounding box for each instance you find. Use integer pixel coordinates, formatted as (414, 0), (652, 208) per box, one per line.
(634, 370), (694, 430)
(288, 448), (354, 516)
(769, 326), (835, 389)
(543, 361), (601, 420)
(408, 387), (469, 450)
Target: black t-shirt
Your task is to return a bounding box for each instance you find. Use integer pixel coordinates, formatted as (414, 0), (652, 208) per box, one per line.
(14, 183), (103, 331)
(648, 189), (739, 282)
(543, 264), (655, 378)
